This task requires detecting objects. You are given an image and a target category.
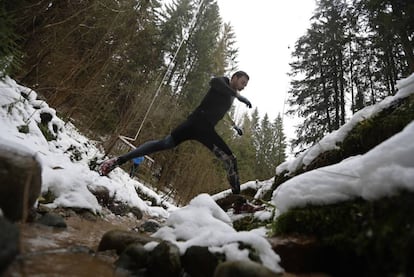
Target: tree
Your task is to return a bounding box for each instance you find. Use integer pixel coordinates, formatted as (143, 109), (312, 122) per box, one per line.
(252, 113), (287, 180)
(287, 0), (412, 151)
(272, 114), (287, 167)
(0, 1), (22, 77)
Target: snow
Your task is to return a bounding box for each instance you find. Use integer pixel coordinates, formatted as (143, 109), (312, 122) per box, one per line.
(272, 73), (414, 214)
(149, 194), (282, 273)
(0, 76), (283, 273)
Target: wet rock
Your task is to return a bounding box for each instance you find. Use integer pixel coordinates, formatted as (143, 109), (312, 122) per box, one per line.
(36, 213), (67, 228)
(214, 260), (280, 277)
(115, 242), (148, 272)
(68, 245), (94, 254)
(78, 210), (97, 221)
(109, 202), (131, 216)
(130, 207), (143, 220)
(147, 241), (181, 277)
(268, 235), (327, 273)
(87, 185), (112, 207)
(98, 229), (159, 254)
(40, 112), (53, 125)
(138, 219), (161, 233)
(182, 246), (220, 277)
(0, 140), (42, 222)
(215, 194), (246, 211)
(0, 217), (19, 274)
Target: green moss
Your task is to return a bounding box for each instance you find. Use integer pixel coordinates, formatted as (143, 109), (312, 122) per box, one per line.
(17, 124), (29, 134)
(65, 145), (83, 161)
(39, 189), (56, 204)
(38, 123), (56, 141)
(342, 95), (414, 156)
(233, 214), (272, 232)
(271, 191), (414, 275)
(272, 95), (414, 193)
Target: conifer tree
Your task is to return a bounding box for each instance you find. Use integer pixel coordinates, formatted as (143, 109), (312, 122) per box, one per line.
(272, 113), (287, 166)
(0, 2), (22, 77)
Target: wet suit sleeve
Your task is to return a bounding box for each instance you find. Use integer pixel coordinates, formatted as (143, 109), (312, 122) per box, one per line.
(209, 77), (237, 96)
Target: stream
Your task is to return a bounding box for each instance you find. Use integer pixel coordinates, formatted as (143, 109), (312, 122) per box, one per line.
(3, 209), (328, 277)
(4, 210), (139, 277)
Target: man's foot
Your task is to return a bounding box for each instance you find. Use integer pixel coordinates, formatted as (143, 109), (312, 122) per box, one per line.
(233, 202), (265, 214)
(98, 158), (119, 176)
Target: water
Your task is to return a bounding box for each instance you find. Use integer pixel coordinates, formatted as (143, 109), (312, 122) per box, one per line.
(3, 211), (139, 277)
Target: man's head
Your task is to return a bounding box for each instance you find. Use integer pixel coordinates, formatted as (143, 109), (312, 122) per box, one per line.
(230, 71), (249, 92)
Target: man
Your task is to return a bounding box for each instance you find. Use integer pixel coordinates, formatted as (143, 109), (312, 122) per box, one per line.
(99, 71), (250, 195)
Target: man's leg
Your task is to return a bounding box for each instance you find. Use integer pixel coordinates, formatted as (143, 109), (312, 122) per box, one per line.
(212, 145), (241, 194)
(196, 129), (241, 194)
(118, 135), (175, 164)
(99, 135), (176, 176)
(99, 118), (196, 176)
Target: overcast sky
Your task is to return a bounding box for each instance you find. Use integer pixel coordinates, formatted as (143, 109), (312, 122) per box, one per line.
(216, 0), (316, 142)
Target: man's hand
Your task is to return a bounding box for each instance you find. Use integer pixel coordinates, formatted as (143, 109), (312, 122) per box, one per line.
(238, 95), (252, 108)
(233, 125), (243, 136)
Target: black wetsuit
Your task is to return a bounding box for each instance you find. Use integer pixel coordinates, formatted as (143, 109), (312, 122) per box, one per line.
(118, 76), (241, 193)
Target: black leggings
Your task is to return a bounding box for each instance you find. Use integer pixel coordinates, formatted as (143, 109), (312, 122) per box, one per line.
(118, 116), (240, 193)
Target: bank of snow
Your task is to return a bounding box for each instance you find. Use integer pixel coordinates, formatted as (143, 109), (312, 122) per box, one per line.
(272, 73), (414, 214)
(0, 76), (172, 217)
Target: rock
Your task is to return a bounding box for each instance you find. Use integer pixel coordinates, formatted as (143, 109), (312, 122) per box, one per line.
(267, 235), (327, 273)
(215, 194), (246, 211)
(147, 241), (182, 277)
(87, 185), (112, 207)
(0, 217), (19, 274)
(0, 140), (42, 222)
(36, 213), (67, 228)
(214, 260), (280, 277)
(115, 242), (148, 272)
(109, 202), (130, 216)
(78, 209), (97, 221)
(40, 112), (53, 125)
(182, 246), (220, 277)
(98, 229), (159, 254)
(130, 207), (143, 220)
(138, 219), (161, 233)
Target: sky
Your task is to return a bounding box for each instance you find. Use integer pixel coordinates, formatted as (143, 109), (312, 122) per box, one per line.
(216, 0), (317, 141)
(1, 72), (413, 274)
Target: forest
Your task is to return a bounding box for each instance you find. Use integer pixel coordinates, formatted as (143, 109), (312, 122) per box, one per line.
(1, 0), (413, 203)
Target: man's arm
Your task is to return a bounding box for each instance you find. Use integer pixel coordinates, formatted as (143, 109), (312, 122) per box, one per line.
(209, 76), (251, 108)
(209, 77), (237, 96)
(224, 114), (243, 136)
(236, 92), (252, 108)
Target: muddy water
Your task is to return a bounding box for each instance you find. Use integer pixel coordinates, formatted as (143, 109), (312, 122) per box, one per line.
(4, 211), (330, 277)
(4, 211), (140, 277)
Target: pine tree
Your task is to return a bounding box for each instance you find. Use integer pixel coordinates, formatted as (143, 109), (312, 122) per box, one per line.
(272, 114), (287, 166)
(0, 1), (23, 77)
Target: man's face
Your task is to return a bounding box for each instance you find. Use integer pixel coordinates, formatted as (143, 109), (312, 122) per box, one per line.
(230, 76), (249, 92)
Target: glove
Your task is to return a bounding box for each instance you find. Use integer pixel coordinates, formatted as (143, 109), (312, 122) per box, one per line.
(233, 125), (243, 136)
(238, 95), (252, 108)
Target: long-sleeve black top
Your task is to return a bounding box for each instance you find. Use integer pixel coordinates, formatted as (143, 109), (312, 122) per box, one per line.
(189, 77), (237, 126)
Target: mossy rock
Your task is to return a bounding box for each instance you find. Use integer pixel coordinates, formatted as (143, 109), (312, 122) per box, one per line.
(39, 189), (56, 204)
(17, 124), (29, 134)
(272, 94), (414, 191)
(271, 191), (414, 276)
(341, 95), (414, 157)
(233, 214), (272, 232)
(38, 123), (56, 141)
